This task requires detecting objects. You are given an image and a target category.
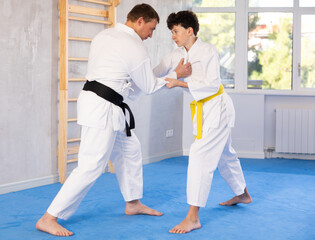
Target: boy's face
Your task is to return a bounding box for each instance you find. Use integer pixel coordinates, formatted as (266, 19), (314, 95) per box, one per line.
(171, 25), (191, 47)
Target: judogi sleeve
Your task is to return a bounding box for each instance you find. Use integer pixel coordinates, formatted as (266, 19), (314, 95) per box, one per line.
(119, 38), (167, 96)
(153, 52), (177, 79)
(129, 58), (167, 94)
(186, 46), (221, 101)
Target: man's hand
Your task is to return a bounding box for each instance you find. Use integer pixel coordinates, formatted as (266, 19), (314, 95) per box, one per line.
(175, 58), (192, 79)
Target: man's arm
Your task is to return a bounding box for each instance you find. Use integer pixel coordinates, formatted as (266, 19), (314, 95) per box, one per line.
(154, 57), (192, 79)
(130, 56), (192, 94)
(129, 58), (166, 94)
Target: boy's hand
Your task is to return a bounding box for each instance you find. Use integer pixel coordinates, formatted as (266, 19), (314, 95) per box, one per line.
(175, 58), (192, 79)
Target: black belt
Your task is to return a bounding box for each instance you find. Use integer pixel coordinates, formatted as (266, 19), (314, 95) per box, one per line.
(82, 80), (135, 136)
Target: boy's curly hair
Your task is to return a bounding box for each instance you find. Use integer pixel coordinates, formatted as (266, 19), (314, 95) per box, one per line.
(167, 11), (199, 36)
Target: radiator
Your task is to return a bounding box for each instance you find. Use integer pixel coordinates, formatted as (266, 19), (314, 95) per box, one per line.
(275, 108), (315, 154)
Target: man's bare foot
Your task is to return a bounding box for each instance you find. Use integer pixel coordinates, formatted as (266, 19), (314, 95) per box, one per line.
(36, 212), (73, 237)
(125, 200), (163, 216)
(169, 217), (201, 234)
(219, 187), (252, 206)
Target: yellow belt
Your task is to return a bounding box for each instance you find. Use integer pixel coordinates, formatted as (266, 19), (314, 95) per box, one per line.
(190, 84), (225, 139)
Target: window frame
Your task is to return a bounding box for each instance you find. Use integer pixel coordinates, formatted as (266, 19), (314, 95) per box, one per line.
(192, 0), (315, 96)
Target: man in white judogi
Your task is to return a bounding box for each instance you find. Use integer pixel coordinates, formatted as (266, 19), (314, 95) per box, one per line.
(36, 4), (191, 237)
(154, 11), (252, 234)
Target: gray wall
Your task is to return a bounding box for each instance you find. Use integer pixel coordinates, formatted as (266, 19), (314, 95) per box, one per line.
(0, 0), (59, 189)
(0, 0), (190, 193)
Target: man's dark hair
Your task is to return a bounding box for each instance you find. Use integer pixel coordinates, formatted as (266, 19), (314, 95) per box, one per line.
(127, 4), (160, 23)
(167, 11), (199, 36)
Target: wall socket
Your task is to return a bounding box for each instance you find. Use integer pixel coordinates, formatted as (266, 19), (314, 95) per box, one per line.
(166, 129), (174, 138)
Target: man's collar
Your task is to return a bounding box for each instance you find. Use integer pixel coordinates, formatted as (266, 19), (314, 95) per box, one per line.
(116, 23), (142, 42)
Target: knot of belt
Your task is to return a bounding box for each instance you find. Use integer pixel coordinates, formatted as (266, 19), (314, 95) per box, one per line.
(190, 84), (224, 140)
(83, 80), (135, 136)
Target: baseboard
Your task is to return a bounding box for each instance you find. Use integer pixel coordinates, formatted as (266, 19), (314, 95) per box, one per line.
(0, 174), (60, 195)
(267, 152), (315, 160)
(183, 148), (265, 159)
(237, 151), (265, 159)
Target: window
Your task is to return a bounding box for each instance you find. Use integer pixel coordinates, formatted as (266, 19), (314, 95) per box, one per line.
(248, 12), (293, 90)
(301, 15), (315, 88)
(197, 12), (235, 88)
(193, 0), (236, 88)
(193, 0), (315, 91)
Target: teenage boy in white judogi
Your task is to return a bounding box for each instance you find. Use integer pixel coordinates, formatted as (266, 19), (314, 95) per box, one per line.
(153, 11), (252, 234)
(36, 4), (191, 237)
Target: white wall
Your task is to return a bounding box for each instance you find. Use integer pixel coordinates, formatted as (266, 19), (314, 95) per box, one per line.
(229, 93), (265, 158)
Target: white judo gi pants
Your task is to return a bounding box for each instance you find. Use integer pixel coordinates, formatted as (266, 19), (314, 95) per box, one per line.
(47, 121), (143, 220)
(187, 106), (246, 207)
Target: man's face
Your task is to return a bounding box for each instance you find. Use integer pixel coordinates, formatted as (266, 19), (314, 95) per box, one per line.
(171, 25), (190, 47)
(137, 18), (158, 40)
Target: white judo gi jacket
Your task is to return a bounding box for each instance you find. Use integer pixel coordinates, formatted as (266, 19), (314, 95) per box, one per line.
(154, 38), (235, 136)
(154, 38), (246, 207)
(78, 23), (166, 131)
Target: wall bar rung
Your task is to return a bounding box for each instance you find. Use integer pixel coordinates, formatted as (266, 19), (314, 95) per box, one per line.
(69, 78), (86, 82)
(68, 4), (109, 17)
(68, 118), (77, 122)
(67, 145), (80, 155)
(78, 0), (111, 6)
(68, 57), (88, 61)
(67, 158), (78, 163)
(68, 98), (78, 102)
(69, 36), (92, 42)
(67, 138), (81, 143)
(68, 16), (111, 25)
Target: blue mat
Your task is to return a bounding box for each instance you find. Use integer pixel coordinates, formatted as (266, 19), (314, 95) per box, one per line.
(0, 157), (315, 240)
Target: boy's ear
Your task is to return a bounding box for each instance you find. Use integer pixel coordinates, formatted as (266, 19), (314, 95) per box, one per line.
(188, 27), (194, 35)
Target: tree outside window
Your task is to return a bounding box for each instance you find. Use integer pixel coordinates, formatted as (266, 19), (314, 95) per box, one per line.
(248, 13), (293, 90)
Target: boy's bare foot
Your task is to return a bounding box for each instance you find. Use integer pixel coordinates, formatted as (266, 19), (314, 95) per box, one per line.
(219, 187), (252, 206)
(36, 212), (73, 237)
(125, 200), (163, 216)
(169, 205), (201, 234)
(169, 217), (201, 234)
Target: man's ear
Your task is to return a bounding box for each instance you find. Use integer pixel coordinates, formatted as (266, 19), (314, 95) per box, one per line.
(136, 17), (144, 26)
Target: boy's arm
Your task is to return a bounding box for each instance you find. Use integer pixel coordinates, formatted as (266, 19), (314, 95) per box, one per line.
(165, 78), (188, 89)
